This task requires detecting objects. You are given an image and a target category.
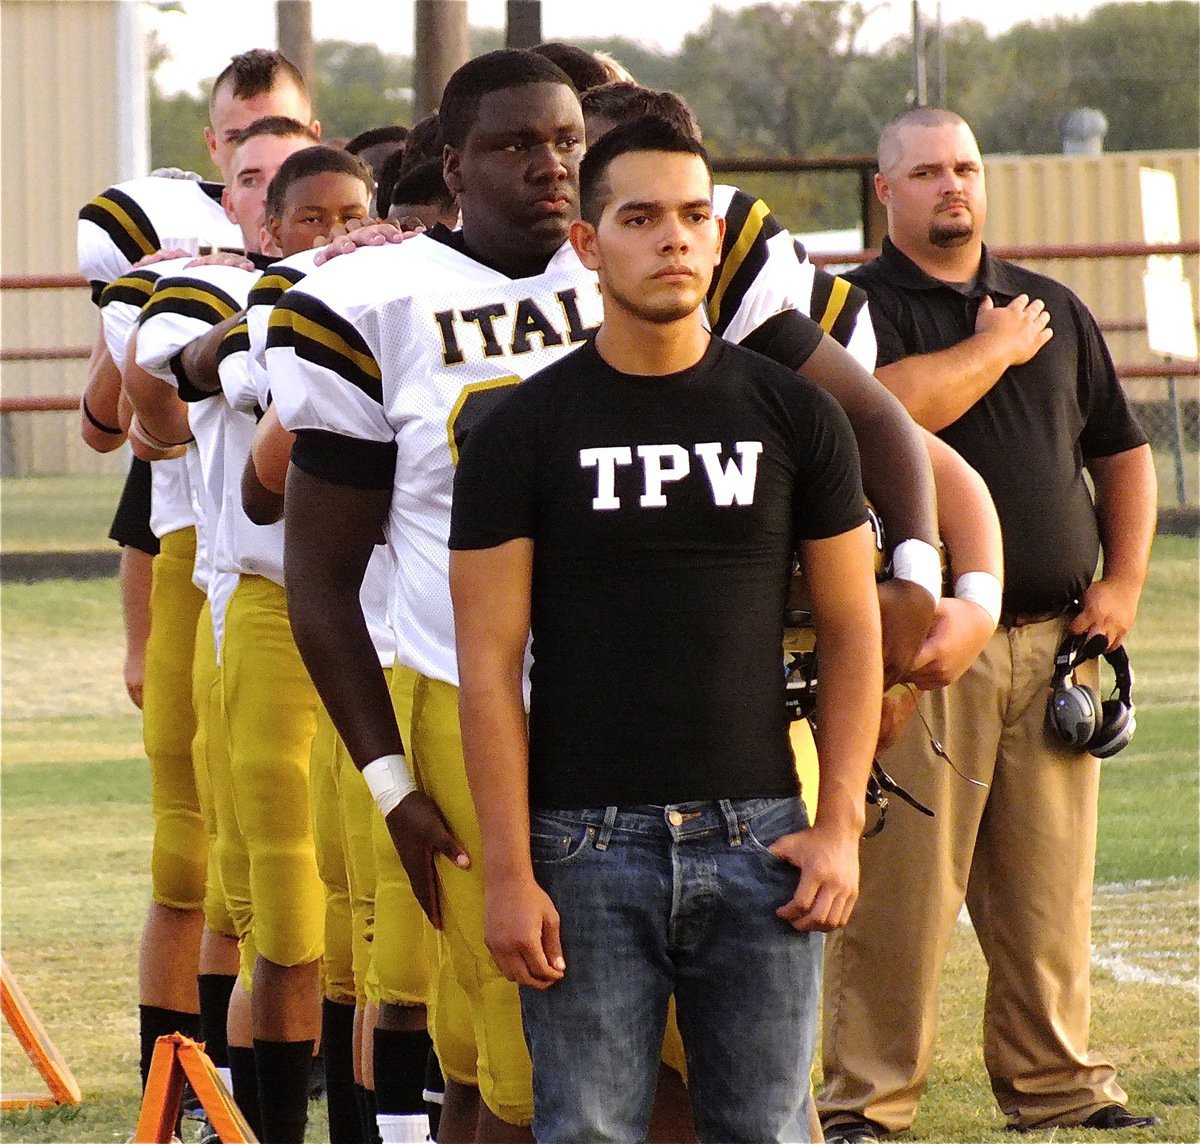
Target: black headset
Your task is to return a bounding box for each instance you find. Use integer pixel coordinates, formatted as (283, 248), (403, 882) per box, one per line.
(1047, 632), (1136, 758)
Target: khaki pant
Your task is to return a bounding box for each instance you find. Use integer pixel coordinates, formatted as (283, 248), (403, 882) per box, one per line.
(818, 616), (1127, 1131)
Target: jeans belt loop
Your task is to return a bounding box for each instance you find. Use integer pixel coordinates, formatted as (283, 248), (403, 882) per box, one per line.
(717, 798), (742, 846)
(596, 806), (618, 851)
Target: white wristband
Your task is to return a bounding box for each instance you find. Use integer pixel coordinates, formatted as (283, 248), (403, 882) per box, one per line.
(954, 571), (1003, 628)
(890, 539), (942, 605)
(362, 754), (417, 817)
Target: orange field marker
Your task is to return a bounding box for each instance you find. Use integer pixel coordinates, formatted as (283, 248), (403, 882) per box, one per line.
(133, 1033), (257, 1143)
(0, 957), (82, 1109)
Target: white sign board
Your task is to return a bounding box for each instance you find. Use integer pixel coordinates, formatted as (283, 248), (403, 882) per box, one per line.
(1140, 167), (1182, 247)
(1139, 167), (1196, 359)
(1143, 272), (1199, 360)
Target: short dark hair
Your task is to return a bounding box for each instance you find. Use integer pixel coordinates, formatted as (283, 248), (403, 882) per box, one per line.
(345, 124), (409, 156)
(232, 116), (320, 151)
(437, 50), (576, 150)
(387, 158), (455, 213)
(579, 114), (711, 225)
(210, 49), (308, 112)
(265, 145), (374, 221)
(398, 112), (440, 175)
(531, 42), (612, 93)
(581, 83), (701, 143)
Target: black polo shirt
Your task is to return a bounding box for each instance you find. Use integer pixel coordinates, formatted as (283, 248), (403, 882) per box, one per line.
(848, 238), (1146, 615)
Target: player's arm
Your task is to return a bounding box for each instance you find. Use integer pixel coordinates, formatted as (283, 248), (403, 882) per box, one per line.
(451, 540), (565, 990)
(118, 544), (153, 709)
(1075, 444), (1156, 649)
(177, 312), (245, 397)
(904, 431), (1003, 690)
(80, 327), (127, 452)
(242, 405), (292, 525)
(795, 334), (939, 685)
(122, 329), (193, 457)
(874, 294), (1052, 432)
(285, 462), (468, 926)
(773, 521), (882, 932)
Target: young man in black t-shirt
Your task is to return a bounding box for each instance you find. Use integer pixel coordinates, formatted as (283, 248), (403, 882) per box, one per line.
(449, 116), (882, 1143)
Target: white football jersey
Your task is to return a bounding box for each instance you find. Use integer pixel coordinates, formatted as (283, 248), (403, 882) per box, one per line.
(98, 262), (196, 544)
(235, 251), (397, 666)
(135, 259), (254, 631)
(78, 175), (242, 300)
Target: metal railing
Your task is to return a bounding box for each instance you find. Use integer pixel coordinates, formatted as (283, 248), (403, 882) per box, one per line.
(3, 245), (1198, 503)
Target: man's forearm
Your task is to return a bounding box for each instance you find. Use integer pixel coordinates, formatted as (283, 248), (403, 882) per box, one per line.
(1090, 444), (1157, 591)
(284, 466), (401, 767)
(800, 336), (939, 549)
(925, 431), (1003, 582)
(459, 674), (534, 879)
(179, 313), (242, 396)
(876, 332), (1009, 432)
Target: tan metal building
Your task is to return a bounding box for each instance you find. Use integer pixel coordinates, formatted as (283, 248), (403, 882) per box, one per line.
(2, 0), (146, 478)
(1, 3), (1196, 485)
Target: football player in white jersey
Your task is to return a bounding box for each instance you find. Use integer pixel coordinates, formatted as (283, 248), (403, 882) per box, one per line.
(126, 117), (332, 1144)
(266, 49), (943, 1142)
(241, 148), (442, 1144)
(76, 51), (319, 1108)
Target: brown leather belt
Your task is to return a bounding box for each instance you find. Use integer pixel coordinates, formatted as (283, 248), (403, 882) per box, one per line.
(999, 605), (1072, 629)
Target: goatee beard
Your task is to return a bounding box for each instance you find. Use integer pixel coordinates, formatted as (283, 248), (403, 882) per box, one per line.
(929, 220), (973, 248)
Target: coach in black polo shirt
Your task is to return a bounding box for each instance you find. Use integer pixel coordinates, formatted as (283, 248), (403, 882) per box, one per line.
(817, 109), (1157, 1141)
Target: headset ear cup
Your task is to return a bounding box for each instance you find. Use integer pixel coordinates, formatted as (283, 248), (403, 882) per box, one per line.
(1090, 699), (1134, 758)
(1049, 683), (1099, 748)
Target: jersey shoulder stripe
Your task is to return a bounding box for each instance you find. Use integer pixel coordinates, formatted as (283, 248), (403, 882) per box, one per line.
(100, 269), (160, 311)
(80, 187), (160, 265)
(140, 277), (242, 328)
(810, 267), (868, 349)
(218, 319), (251, 364)
(247, 265), (307, 311)
(269, 291), (383, 405)
(708, 189), (783, 336)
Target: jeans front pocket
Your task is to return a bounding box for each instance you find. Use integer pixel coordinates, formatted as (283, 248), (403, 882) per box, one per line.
(739, 797), (808, 864)
(528, 811), (597, 867)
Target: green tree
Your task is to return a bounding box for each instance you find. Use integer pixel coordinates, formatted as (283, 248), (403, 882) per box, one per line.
(312, 40), (412, 142)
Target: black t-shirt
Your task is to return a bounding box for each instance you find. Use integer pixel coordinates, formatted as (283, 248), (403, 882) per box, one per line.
(449, 335), (866, 809)
(848, 239), (1147, 615)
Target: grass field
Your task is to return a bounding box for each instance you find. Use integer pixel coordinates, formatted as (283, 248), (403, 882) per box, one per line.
(0, 525), (1196, 1141)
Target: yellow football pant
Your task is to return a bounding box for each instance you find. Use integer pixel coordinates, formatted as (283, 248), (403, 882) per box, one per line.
(190, 600), (238, 938)
(221, 575), (323, 986)
(143, 527), (206, 911)
(364, 664), (432, 1011)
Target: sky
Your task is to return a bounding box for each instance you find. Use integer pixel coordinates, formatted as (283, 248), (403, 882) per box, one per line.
(146, 0), (1141, 95)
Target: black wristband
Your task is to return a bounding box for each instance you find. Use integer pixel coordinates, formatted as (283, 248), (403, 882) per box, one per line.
(81, 394), (123, 436)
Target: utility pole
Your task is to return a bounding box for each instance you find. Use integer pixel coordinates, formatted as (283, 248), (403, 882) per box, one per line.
(506, 1), (542, 49)
(276, 1), (314, 83)
(413, 0), (470, 118)
(911, 0), (927, 107)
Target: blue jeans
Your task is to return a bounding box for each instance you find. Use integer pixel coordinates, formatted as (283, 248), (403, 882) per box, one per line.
(520, 798), (821, 1143)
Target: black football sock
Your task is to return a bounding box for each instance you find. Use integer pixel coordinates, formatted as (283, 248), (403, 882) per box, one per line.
(424, 1047), (445, 1141)
(196, 974), (236, 1070)
(228, 1044), (264, 1141)
(356, 1084), (383, 1144)
(138, 1004), (201, 1088)
(322, 999), (363, 1144)
(374, 1027), (431, 1142)
(254, 1037), (315, 1144)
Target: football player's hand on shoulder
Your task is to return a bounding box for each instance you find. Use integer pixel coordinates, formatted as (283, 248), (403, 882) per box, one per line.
(185, 250), (255, 271)
(313, 216), (423, 264)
